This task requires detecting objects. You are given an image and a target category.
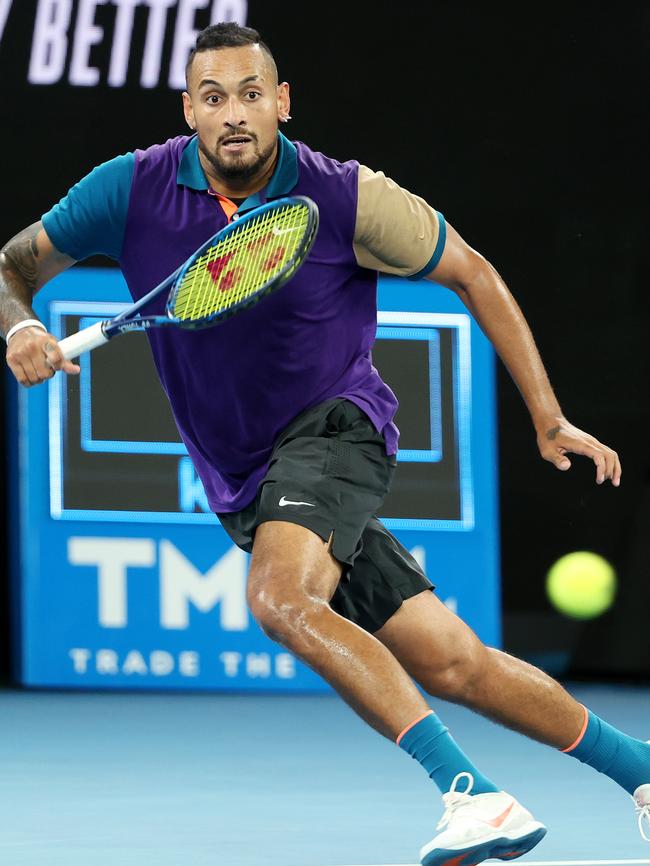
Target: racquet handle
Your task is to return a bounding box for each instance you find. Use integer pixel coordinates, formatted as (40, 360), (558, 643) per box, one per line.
(59, 321), (109, 360)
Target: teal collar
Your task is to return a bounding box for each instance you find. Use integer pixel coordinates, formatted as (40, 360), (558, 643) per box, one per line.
(176, 133), (299, 211)
(177, 135), (208, 190)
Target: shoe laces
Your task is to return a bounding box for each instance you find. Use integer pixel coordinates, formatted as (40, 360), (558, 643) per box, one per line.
(636, 798), (650, 842)
(436, 772), (476, 831)
(637, 744), (650, 842)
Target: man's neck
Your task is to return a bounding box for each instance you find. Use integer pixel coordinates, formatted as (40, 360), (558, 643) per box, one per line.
(199, 149), (278, 201)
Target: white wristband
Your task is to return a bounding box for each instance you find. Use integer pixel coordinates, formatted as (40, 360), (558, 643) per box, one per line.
(5, 319), (47, 343)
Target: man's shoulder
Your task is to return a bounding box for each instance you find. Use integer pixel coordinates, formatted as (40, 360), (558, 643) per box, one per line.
(293, 139), (359, 180)
(290, 140), (360, 237)
(133, 134), (192, 166)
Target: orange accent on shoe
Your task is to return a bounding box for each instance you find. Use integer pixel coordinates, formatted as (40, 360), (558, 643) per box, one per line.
(442, 854), (469, 866)
(395, 709), (434, 746)
(561, 704), (589, 753)
(440, 852), (484, 866)
(484, 800), (515, 828)
(500, 850), (527, 860)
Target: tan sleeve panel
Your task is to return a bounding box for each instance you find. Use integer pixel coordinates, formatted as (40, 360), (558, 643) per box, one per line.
(353, 164), (440, 276)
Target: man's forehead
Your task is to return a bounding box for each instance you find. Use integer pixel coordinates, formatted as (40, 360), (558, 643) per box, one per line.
(190, 45), (273, 88)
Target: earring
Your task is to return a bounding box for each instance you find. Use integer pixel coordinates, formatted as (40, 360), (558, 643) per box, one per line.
(280, 114), (292, 123)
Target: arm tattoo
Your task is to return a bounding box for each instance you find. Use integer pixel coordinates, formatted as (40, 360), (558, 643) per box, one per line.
(546, 425), (561, 441)
(0, 223), (43, 339)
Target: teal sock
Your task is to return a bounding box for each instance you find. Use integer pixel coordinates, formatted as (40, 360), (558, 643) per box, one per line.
(397, 710), (499, 795)
(564, 707), (650, 795)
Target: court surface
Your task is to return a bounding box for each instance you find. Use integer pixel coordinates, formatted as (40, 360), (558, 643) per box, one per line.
(0, 682), (648, 865)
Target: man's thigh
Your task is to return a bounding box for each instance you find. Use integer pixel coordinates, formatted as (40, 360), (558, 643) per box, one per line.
(217, 398), (432, 628)
(248, 519), (342, 603)
(373, 588), (482, 681)
(330, 515), (435, 633)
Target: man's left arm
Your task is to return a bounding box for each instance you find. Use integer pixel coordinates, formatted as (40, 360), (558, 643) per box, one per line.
(428, 221), (621, 486)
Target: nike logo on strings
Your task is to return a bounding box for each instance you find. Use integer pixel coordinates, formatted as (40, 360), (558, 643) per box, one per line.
(272, 226), (301, 236)
(278, 496), (315, 507)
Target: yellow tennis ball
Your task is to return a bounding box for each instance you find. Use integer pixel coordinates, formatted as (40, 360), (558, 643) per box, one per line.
(546, 551), (617, 620)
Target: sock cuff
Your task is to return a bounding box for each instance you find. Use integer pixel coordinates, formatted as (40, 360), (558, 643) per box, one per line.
(396, 710), (434, 747)
(561, 704), (590, 753)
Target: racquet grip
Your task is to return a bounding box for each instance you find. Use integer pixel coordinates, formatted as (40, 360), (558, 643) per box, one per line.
(59, 322), (109, 360)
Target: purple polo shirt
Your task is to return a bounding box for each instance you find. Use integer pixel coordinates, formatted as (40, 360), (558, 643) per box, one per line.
(44, 134), (411, 512)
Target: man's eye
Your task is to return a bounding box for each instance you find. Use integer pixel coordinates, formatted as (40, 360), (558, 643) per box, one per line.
(245, 91), (261, 100)
(207, 95), (220, 104)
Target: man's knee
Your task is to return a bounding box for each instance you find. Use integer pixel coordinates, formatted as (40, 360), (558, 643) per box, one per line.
(247, 572), (319, 645)
(246, 522), (342, 643)
(420, 633), (488, 701)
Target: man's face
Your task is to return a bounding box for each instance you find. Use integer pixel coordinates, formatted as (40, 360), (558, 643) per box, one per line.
(183, 45), (290, 187)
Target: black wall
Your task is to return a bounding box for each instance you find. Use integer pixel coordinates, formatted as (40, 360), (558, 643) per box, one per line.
(1, 1), (648, 679)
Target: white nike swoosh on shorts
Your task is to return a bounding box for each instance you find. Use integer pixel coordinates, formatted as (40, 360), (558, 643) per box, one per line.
(278, 496), (316, 507)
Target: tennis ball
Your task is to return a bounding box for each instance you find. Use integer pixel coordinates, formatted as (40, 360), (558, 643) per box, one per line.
(546, 551), (617, 620)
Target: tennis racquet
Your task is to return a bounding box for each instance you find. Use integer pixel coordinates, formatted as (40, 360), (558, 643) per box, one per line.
(58, 195), (319, 360)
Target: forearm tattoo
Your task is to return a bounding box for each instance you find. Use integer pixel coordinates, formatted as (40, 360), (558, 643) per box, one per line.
(0, 224), (42, 338)
(546, 426), (561, 440)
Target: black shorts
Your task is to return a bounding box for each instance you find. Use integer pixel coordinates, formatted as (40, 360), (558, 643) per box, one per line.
(216, 398), (434, 633)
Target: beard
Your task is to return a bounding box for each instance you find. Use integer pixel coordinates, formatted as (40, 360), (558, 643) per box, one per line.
(199, 133), (277, 185)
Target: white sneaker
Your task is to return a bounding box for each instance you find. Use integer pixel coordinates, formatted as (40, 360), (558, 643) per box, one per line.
(420, 772), (547, 866)
(633, 783), (650, 841)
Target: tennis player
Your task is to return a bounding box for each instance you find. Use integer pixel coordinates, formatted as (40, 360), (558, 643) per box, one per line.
(1, 22), (648, 865)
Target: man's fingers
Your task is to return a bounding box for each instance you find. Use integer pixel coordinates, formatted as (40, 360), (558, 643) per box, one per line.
(44, 340), (80, 375)
(9, 359), (34, 388)
(43, 339), (65, 371)
(6, 329), (77, 387)
(543, 439), (621, 487)
(603, 449), (621, 487)
(569, 445), (621, 486)
(602, 447), (617, 481)
(541, 445), (572, 471)
(31, 346), (56, 381)
(581, 445), (621, 485)
(556, 455), (571, 471)
(24, 353), (48, 385)
(592, 452), (607, 484)
(540, 421), (622, 488)
(17, 340), (54, 383)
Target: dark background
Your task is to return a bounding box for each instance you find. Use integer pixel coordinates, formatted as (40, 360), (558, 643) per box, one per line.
(1, 1), (648, 682)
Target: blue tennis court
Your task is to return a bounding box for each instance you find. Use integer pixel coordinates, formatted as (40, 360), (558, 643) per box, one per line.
(1, 682), (648, 865)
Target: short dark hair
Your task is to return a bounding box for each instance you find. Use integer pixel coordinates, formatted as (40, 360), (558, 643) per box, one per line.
(185, 22), (277, 87)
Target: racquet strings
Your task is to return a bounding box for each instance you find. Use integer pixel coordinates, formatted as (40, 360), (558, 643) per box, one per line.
(170, 200), (311, 323)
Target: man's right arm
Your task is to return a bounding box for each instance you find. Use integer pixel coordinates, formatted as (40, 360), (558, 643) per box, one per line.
(1, 222), (79, 386)
(2, 150), (135, 387)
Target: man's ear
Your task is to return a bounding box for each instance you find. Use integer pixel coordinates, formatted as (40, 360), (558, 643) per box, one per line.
(182, 91), (196, 130)
(277, 81), (291, 122)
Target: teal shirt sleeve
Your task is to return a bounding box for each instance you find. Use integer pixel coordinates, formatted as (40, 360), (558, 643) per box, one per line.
(41, 153), (135, 261)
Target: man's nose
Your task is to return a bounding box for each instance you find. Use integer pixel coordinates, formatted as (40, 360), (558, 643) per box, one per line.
(224, 96), (247, 127)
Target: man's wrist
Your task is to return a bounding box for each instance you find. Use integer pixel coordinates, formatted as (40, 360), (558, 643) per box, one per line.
(5, 319), (47, 343)
(532, 411), (565, 437)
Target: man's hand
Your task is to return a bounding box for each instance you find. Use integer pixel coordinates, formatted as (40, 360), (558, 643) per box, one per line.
(6, 326), (80, 387)
(426, 225), (623, 490)
(537, 418), (621, 486)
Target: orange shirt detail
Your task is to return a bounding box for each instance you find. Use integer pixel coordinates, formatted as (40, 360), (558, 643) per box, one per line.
(208, 189), (238, 222)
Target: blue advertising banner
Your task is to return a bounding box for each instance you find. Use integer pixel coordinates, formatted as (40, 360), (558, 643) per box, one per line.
(10, 269), (500, 691)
